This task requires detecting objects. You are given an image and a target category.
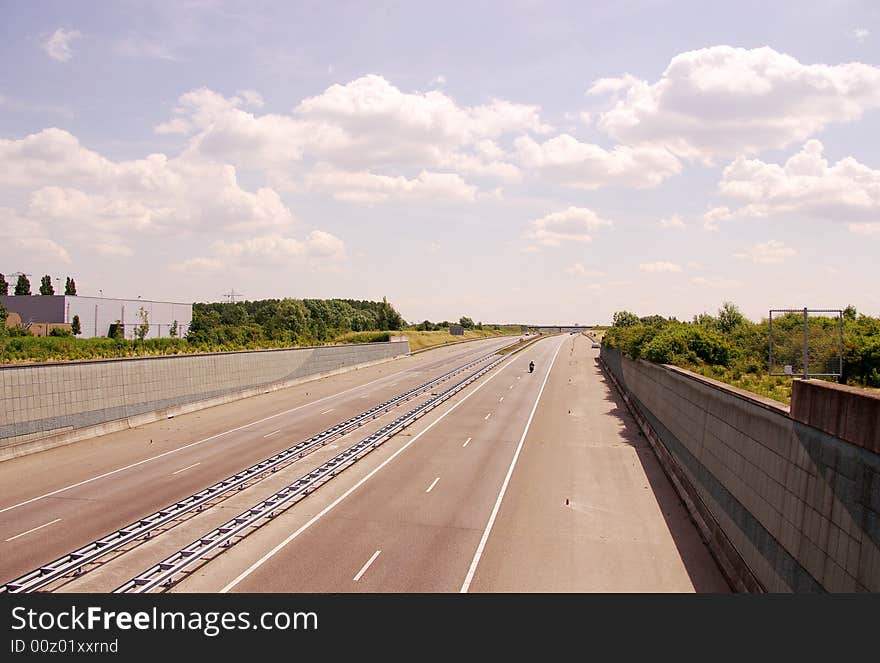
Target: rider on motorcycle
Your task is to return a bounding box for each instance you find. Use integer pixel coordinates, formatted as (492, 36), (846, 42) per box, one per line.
(529, 361), (535, 373)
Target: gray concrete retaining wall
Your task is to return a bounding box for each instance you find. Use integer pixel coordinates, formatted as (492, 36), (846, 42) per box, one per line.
(601, 347), (880, 592)
(0, 341), (409, 460)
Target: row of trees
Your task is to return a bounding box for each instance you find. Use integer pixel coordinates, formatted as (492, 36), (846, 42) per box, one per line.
(604, 302), (880, 388)
(0, 273), (77, 296)
(186, 297), (405, 345)
(411, 316), (490, 331)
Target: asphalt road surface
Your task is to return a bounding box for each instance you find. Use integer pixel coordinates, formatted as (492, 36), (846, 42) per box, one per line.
(171, 333), (729, 593)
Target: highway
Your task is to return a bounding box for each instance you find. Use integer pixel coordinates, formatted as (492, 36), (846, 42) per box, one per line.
(1, 333), (728, 592)
(0, 336), (514, 586)
(174, 334), (728, 593)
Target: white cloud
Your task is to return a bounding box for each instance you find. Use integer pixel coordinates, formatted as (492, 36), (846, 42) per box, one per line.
(305, 166), (477, 203)
(733, 240), (797, 264)
(848, 223), (880, 235)
(691, 276), (742, 288)
(687, 261), (703, 270)
(237, 89), (265, 108)
(176, 231), (346, 271)
(524, 207), (613, 247)
(703, 205), (732, 231)
(0, 128), (301, 257)
(639, 261), (682, 273)
(0, 207), (71, 264)
(853, 28), (870, 44)
(213, 231), (345, 263)
(589, 46), (880, 162)
(564, 263), (606, 278)
(154, 77), (543, 195)
(515, 134), (681, 189)
(658, 214), (686, 229)
(42, 28), (82, 62)
(715, 140), (880, 224)
(172, 257), (223, 273)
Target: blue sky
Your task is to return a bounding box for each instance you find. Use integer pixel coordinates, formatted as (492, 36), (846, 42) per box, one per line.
(1, 1), (878, 324)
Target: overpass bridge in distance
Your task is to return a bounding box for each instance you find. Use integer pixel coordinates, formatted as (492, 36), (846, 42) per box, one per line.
(519, 324), (595, 333)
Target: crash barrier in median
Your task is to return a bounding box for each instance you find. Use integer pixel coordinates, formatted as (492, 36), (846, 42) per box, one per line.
(0, 340), (410, 460)
(599, 346), (880, 593)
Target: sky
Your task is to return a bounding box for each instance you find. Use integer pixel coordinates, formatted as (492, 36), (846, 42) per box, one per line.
(1, 0), (878, 325)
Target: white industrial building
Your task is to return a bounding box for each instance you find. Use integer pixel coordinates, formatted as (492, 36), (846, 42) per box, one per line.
(0, 295), (192, 339)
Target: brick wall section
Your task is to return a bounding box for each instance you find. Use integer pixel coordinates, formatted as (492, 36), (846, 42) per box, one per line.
(1, 341), (410, 457)
(601, 347), (880, 592)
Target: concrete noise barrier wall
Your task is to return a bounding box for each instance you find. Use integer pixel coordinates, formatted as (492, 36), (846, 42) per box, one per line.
(600, 347), (880, 593)
(0, 341), (410, 460)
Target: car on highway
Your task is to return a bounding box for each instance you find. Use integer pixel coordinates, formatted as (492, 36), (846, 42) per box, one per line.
(591, 342), (600, 348)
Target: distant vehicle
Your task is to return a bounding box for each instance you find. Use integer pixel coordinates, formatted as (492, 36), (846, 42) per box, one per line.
(591, 342), (600, 348)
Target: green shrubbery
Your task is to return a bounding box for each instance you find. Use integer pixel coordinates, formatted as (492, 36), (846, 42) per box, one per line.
(605, 318), (732, 366)
(603, 303), (880, 402)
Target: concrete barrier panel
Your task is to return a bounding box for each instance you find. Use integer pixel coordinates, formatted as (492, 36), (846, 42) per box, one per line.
(0, 341), (409, 459)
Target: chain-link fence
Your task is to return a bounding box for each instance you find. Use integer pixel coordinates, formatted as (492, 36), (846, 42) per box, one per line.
(769, 309), (843, 377)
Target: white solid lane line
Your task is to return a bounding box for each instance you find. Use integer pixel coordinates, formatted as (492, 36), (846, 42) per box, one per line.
(172, 463), (201, 476)
(262, 429), (281, 438)
(460, 336), (564, 593)
(462, 437), (472, 448)
(353, 550), (381, 582)
(321, 409), (335, 415)
(425, 477), (440, 493)
(484, 413), (492, 420)
(219, 339), (524, 593)
(5, 518), (62, 542)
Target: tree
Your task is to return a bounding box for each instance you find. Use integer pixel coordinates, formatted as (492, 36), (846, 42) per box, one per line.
(612, 311), (640, 327)
(14, 274), (31, 296)
(717, 301), (745, 334)
(459, 316), (475, 329)
(39, 275), (54, 295)
(169, 320), (178, 338)
(65, 277), (77, 296)
(843, 305), (857, 322)
(109, 320), (124, 339)
(693, 312), (717, 329)
(0, 303), (7, 335)
(71, 314), (81, 336)
(135, 306), (150, 341)
(0, 273), (7, 296)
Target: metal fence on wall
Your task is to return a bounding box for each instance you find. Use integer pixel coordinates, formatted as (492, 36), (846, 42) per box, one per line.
(769, 308), (843, 378)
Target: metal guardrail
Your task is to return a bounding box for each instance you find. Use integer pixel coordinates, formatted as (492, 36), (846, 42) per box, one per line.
(1, 343), (513, 594)
(116, 351), (510, 593)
